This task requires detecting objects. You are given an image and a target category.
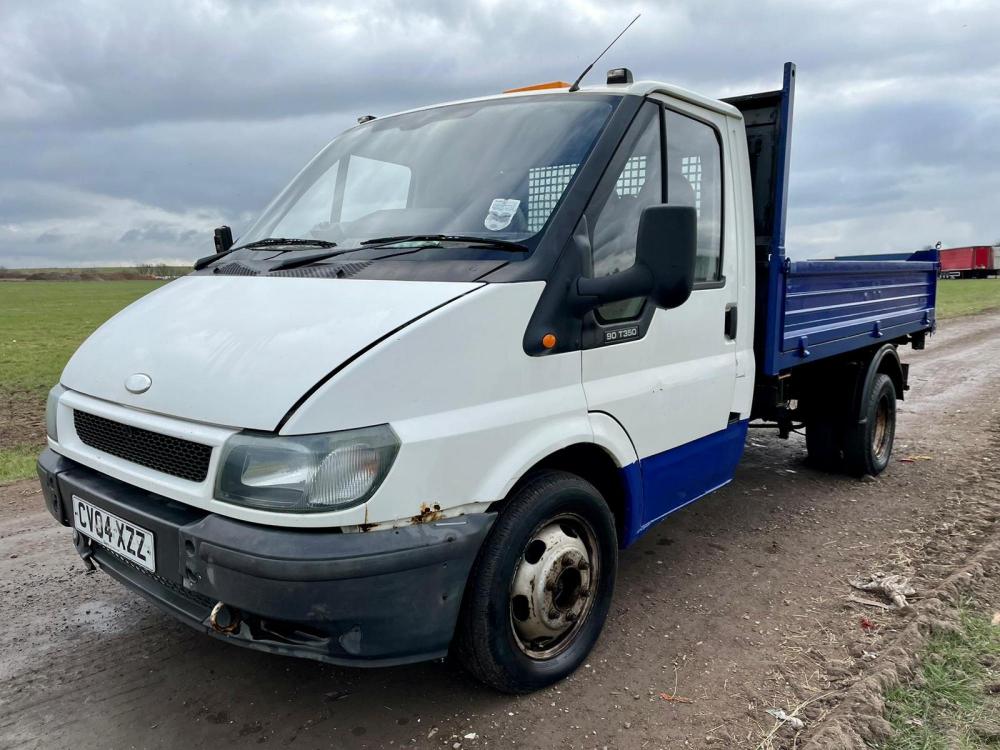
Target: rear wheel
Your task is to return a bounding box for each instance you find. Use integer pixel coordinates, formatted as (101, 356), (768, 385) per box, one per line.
(843, 373), (896, 477)
(453, 470), (617, 693)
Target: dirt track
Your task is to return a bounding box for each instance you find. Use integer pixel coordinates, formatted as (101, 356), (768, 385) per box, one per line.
(2, 312), (999, 749)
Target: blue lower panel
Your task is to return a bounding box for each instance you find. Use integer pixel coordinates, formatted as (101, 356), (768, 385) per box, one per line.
(620, 420), (748, 546)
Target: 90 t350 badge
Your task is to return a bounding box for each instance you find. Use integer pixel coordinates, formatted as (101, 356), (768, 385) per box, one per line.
(604, 325), (639, 344)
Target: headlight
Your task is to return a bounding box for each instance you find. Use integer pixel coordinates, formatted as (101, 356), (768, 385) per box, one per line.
(215, 425), (399, 512)
(46, 385), (66, 441)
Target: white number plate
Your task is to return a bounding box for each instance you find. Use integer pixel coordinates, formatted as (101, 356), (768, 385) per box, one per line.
(72, 495), (156, 572)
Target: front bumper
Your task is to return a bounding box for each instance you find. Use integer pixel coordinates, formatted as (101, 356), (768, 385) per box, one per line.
(38, 448), (494, 666)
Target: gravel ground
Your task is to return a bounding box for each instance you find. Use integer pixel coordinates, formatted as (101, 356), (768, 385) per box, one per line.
(1, 311), (998, 750)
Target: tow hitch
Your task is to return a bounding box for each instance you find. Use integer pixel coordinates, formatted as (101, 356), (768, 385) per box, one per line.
(209, 602), (242, 634)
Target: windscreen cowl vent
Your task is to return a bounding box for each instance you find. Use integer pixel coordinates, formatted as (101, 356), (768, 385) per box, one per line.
(212, 262), (259, 276)
(270, 262), (372, 279)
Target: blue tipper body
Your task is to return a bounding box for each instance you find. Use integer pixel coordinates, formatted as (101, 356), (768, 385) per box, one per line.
(774, 251), (937, 373)
(727, 62), (937, 377)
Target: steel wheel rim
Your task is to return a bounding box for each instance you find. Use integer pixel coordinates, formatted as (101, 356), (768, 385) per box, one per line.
(872, 395), (891, 461)
(508, 512), (600, 660)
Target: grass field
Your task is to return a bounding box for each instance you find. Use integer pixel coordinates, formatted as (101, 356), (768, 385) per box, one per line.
(0, 275), (998, 483)
(0, 280), (165, 481)
(936, 278), (1000, 319)
(0, 265), (189, 281)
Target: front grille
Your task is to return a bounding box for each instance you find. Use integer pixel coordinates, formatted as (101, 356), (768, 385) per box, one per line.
(74, 410), (212, 482)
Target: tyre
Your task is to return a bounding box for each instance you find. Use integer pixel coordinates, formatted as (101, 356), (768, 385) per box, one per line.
(843, 373), (896, 477)
(453, 470), (618, 693)
(805, 418), (843, 471)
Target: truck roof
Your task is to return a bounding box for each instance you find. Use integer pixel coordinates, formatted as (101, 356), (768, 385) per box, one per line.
(360, 79), (743, 129)
(581, 80), (743, 118)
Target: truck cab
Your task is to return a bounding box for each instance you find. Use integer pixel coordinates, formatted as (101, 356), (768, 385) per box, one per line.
(37, 64), (936, 693)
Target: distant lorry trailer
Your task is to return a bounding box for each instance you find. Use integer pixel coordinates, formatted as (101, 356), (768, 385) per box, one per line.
(939, 245), (1000, 278)
(38, 63), (937, 693)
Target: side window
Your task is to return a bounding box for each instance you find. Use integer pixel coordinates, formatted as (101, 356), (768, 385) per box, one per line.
(341, 155), (411, 223)
(664, 110), (723, 283)
(588, 103), (663, 321)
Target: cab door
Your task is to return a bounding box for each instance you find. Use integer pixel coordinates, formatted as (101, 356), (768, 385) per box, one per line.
(581, 100), (744, 537)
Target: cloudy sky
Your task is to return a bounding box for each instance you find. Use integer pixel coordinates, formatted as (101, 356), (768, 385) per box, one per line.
(1, 0), (997, 267)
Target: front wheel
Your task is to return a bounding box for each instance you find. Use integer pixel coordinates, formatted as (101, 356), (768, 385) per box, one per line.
(453, 470), (618, 693)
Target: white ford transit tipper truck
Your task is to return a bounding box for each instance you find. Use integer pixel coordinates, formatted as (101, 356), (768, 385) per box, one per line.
(38, 63), (937, 693)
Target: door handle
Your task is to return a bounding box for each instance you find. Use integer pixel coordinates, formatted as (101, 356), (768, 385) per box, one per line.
(725, 304), (738, 340)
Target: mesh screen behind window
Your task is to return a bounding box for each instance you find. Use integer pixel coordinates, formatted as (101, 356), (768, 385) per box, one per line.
(615, 155), (647, 196)
(527, 163), (578, 231)
(681, 155), (703, 211)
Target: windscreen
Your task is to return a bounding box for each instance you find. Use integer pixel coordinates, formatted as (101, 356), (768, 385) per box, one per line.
(238, 95), (616, 250)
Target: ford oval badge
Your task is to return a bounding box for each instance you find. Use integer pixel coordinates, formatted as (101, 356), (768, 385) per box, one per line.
(125, 373), (152, 394)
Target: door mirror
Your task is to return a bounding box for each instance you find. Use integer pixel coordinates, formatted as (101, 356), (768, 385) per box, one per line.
(574, 204), (697, 312)
(214, 225), (234, 254)
(636, 204), (697, 309)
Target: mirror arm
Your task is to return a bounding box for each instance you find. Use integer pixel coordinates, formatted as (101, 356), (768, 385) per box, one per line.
(571, 263), (654, 314)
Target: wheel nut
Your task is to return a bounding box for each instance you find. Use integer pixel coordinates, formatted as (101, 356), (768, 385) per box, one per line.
(566, 612), (578, 623)
(578, 560), (590, 571)
(548, 609), (560, 620)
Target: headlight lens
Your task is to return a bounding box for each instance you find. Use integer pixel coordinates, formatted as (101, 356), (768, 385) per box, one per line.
(46, 385), (65, 441)
(215, 425), (399, 512)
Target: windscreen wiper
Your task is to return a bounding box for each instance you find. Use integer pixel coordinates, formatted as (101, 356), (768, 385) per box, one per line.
(267, 239), (413, 272)
(270, 234), (529, 272)
(234, 237), (338, 251)
(194, 237), (339, 271)
(193, 247), (237, 270)
(268, 248), (354, 271)
(360, 234), (528, 252)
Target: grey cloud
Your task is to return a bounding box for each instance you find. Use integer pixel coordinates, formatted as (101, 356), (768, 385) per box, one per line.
(118, 224), (201, 245)
(5, 1), (990, 133)
(0, 0), (997, 267)
(2, 114), (351, 216)
(34, 229), (67, 244)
